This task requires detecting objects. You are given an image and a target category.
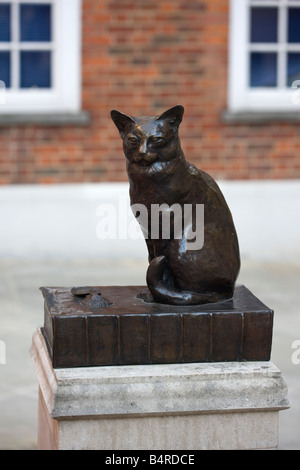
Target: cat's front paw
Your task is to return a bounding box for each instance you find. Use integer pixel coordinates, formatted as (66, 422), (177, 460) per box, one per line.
(137, 289), (155, 304)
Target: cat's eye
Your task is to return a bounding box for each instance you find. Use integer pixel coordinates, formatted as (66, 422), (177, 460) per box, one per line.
(127, 137), (139, 146)
(150, 137), (165, 146)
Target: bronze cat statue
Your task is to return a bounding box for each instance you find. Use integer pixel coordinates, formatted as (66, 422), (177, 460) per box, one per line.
(111, 105), (240, 305)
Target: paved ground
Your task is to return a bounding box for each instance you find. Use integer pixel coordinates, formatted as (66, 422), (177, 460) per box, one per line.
(0, 257), (299, 450)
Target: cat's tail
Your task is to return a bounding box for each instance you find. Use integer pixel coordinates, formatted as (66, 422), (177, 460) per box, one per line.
(146, 255), (231, 306)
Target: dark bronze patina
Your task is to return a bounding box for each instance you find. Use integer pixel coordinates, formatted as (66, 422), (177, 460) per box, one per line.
(111, 105), (240, 306)
(41, 285), (273, 368)
(40, 106), (274, 369)
(71, 286), (113, 308)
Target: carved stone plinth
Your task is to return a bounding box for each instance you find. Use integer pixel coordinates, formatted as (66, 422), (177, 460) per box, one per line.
(40, 285), (273, 369)
(30, 328), (289, 450)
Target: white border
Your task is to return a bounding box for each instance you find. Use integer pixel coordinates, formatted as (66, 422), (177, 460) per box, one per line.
(229, 0), (300, 112)
(1, 181), (300, 261)
(0, 0), (81, 114)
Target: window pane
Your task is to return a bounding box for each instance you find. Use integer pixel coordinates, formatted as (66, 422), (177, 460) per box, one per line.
(250, 7), (278, 43)
(288, 8), (300, 43)
(0, 52), (10, 88)
(287, 53), (300, 87)
(250, 52), (277, 87)
(0, 4), (11, 42)
(20, 4), (51, 42)
(20, 51), (51, 88)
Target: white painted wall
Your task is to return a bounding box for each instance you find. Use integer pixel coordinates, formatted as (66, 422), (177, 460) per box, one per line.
(0, 181), (299, 261)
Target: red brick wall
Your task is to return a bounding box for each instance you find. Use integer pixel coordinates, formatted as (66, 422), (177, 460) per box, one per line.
(1, 0), (300, 185)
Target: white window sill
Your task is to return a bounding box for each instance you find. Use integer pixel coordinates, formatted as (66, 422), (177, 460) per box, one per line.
(0, 111), (90, 126)
(222, 110), (300, 124)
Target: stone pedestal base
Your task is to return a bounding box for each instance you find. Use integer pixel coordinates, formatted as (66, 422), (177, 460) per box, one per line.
(30, 328), (289, 450)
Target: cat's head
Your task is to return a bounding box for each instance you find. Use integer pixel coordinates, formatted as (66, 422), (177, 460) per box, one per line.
(110, 105), (184, 167)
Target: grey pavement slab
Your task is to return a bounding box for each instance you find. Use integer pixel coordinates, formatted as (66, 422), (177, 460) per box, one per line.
(0, 257), (299, 450)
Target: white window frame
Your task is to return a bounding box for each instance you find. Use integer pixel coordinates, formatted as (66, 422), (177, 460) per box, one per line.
(0, 0), (81, 114)
(229, 0), (300, 112)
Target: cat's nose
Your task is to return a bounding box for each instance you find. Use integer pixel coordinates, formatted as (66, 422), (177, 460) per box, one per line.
(139, 142), (147, 156)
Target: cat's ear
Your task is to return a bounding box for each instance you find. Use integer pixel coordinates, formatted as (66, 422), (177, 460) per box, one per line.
(156, 105), (184, 130)
(110, 110), (136, 139)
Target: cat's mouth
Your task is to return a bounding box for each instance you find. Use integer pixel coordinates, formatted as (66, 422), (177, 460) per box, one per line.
(134, 157), (156, 166)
